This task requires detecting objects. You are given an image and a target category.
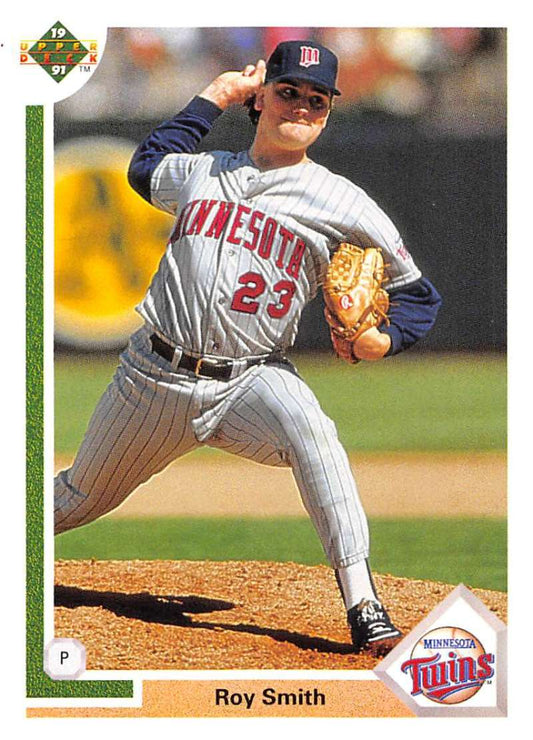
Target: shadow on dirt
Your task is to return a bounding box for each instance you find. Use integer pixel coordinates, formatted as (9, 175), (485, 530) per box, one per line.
(55, 584), (353, 654)
(55, 585), (233, 625)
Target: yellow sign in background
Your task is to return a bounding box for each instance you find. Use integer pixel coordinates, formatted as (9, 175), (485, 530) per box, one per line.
(55, 138), (172, 348)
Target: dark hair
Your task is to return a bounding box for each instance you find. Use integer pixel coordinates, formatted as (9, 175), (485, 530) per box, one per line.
(244, 95), (260, 127)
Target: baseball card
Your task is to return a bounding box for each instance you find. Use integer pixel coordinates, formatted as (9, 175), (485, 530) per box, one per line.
(2, 2), (522, 732)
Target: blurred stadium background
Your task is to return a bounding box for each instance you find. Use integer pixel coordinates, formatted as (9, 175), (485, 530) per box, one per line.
(54, 26), (506, 352)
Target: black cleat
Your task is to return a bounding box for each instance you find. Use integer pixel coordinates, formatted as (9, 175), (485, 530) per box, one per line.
(347, 598), (402, 656)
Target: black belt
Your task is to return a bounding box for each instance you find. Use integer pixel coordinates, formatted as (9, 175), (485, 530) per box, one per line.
(150, 333), (283, 380)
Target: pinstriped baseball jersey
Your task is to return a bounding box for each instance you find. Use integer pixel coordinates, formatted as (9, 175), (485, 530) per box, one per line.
(55, 324), (370, 570)
(137, 149), (421, 359)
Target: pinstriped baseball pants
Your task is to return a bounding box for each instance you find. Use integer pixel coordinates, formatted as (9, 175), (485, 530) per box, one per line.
(54, 326), (370, 568)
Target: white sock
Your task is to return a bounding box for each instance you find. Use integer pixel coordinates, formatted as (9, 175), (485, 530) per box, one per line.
(337, 560), (378, 610)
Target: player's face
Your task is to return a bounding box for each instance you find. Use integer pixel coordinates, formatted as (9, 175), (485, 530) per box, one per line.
(254, 80), (332, 153)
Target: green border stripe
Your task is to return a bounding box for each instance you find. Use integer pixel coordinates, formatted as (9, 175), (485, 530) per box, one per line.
(26, 105), (132, 699)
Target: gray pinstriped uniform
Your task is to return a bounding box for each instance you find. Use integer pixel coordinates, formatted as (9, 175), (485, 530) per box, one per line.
(54, 149), (420, 569)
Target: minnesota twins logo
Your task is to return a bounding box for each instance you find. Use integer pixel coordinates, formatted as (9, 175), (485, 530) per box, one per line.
(400, 626), (495, 704)
(299, 45), (320, 68)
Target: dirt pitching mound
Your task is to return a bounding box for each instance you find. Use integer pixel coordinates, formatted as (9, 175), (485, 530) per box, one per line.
(55, 560), (507, 671)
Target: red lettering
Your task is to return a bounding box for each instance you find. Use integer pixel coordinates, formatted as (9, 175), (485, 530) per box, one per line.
(286, 238), (306, 279)
(169, 200), (195, 243)
(187, 199), (217, 235)
(178, 200), (200, 238)
(401, 655), (440, 696)
(44, 52), (51, 64)
(477, 653), (495, 680)
(205, 201), (235, 238)
(231, 273), (297, 319)
(276, 227), (295, 268)
(89, 53), (98, 63)
(267, 280), (296, 319)
(258, 217), (277, 258)
(243, 210), (264, 251)
(458, 657), (476, 683)
(227, 204), (251, 245)
(230, 271), (266, 314)
(447, 653), (457, 683)
(403, 650), (494, 701)
(425, 662), (448, 689)
(397, 243), (411, 261)
(169, 210), (185, 243)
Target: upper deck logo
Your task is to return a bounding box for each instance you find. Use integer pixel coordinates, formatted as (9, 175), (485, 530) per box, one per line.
(400, 626), (495, 704)
(299, 46), (320, 68)
(20, 21), (97, 82)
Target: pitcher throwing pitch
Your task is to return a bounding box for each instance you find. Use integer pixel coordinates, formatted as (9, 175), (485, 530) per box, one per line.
(55, 40), (442, 655)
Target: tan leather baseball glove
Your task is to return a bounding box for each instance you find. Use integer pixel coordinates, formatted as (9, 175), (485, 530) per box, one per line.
(323, 243), (390, 364)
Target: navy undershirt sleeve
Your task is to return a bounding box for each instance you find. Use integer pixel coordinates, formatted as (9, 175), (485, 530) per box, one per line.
(127, 96), (224, 203)
(381, 277), (442, 356)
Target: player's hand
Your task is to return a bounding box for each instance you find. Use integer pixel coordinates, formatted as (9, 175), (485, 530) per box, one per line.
(199, 60), (266, 110)
(352, 328), (391, 361)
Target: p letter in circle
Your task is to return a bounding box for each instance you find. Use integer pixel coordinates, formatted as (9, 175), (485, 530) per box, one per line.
(44, 638), (86, 680)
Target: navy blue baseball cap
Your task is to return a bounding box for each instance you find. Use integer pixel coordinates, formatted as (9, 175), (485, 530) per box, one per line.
(265, 40), (341, 96)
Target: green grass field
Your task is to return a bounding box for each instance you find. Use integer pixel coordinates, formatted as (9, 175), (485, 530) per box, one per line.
(54, 351), (507, 591)
(55, 352), (506, 454)
(54, 516), (506, 592)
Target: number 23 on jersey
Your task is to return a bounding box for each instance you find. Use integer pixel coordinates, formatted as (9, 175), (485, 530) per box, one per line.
(230, 271), (296, 319)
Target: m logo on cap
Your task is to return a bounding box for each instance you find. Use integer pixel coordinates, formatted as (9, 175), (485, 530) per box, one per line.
(299, 45), (320, 68)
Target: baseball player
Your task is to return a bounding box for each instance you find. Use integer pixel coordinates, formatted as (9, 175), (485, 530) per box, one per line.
(55, 40), (441, 655)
